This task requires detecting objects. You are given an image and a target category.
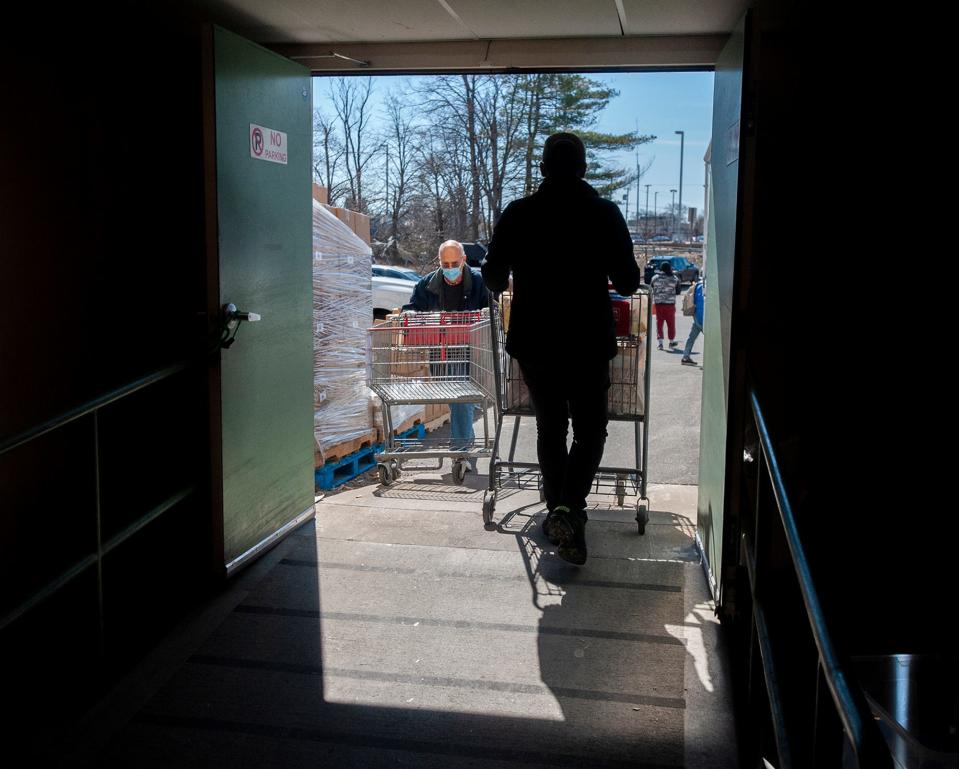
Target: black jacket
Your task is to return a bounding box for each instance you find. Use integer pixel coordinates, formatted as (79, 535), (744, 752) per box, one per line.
(481, 176), (641, 362)
(402, 266), (489, 312)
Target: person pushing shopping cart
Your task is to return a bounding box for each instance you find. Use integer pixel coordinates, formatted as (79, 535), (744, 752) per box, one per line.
(481, 132), (642, 565)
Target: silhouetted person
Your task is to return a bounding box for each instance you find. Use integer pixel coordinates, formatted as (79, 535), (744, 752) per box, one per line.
(482, 132), (640, 564)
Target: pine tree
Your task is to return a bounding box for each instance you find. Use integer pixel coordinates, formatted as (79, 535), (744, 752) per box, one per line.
(522, 74), (655, 198)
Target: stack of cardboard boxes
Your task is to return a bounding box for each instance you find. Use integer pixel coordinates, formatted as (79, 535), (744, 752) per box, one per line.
(312, 195), (374, 467)
(367, 314), (451, 440)
(313, 184), (371, 246)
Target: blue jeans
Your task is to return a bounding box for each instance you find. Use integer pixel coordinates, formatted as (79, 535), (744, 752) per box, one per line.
(683, 321), (703, 358)
(449, 402), (476, 451)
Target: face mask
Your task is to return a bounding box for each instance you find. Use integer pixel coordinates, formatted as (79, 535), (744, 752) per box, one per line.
(443, 265), (462, 281)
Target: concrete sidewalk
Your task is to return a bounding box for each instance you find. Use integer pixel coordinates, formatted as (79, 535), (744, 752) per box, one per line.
(70, 471), (737, 768)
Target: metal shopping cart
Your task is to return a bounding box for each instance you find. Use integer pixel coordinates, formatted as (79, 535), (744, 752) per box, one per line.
(483, 286), (653, 533)
(367, 309), (497, 485)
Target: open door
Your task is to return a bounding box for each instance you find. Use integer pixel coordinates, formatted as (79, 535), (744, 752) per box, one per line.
(203, 25), (315, 577)
(696, 13), (747, 602)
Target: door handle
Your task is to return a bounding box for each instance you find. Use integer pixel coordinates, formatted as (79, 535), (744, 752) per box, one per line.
(218, 303), (262, 349)
(224, 303), (261, 323)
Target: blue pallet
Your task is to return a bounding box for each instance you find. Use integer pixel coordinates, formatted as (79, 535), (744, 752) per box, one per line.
(368, 423), (427, 455)
(388, 423), (426, 443)
(314, 424), (427, 490)
(315, 443), (379, 490)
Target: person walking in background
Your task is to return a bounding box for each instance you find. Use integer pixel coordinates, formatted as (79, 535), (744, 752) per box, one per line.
(681, 277), (705, 365)
(651, 261), (680, 351)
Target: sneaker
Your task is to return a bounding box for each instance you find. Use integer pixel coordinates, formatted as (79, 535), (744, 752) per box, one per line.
(657, 341), (664, 351)
(543, 505), (570, 545)
(681, 357), (696, 365)
(546, 508), (587, 565)
(669, 341), (679, 349)
(558, 512), (588, 566)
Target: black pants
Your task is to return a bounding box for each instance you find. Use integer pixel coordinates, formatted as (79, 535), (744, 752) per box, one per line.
(518, 357), (610, 515)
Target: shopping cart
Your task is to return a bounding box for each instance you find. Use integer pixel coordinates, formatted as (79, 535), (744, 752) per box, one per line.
(483, 287), (653, 534)
(367, 309), (496, 485)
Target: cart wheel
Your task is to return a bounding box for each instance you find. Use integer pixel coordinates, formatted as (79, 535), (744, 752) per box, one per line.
(616, 477), (627, 507)
(391, 460), (402, 479)
(635, 502), (649, 536)
(377, 463), (393, 486)
(482, 493), (496, 531)
(453, 459), (468, 485)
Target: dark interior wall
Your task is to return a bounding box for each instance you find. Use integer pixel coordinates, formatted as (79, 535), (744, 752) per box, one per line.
(1, 1), (213, 729)
(734, 0), (951, 657)
(1, 5), (207, 430)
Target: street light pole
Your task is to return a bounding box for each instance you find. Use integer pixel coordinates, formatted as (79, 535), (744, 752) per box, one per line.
(635, 153), (641, 233)
(654, 191), (659, 237)
(670, 189), (677, 240)
(644, 184), (650, 238)
(675, 130), (685, 242)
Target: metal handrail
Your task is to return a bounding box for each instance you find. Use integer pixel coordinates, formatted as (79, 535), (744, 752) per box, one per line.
(747, 386), (891, 768)
(0, 360), (192, 457)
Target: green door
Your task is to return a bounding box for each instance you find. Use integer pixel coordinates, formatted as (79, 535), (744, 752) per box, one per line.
(696, 14), (746, 600)
(204, 25), (315, 576)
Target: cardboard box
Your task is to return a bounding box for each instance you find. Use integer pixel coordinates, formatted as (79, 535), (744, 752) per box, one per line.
(425, 402), (451, 423)
(352, 211), (371, 245)
(331, 207), (352, 229)
(507, 357), (532, 410)
(312, 183), (329, 205)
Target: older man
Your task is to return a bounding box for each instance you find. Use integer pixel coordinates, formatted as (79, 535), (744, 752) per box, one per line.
(403, 240), (490, 472)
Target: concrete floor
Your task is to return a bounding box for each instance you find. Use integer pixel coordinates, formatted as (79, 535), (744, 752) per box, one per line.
(60, 470), (737, 768)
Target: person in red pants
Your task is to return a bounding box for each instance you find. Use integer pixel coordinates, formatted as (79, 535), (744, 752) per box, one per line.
(650, 261), (680, 350)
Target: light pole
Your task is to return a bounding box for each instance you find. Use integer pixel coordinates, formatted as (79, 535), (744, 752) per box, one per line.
(654, 191), (659, 237)
(635, 153), (641, 232)
(670, 189), (677, 240)
(644, 184), (651, 239)
(622, 189), (629, 229)
(675, 130), (685, 241)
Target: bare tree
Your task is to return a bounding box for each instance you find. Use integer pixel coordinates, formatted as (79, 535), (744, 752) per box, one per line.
(414, 75), (485, 241)
(330, 77), (377, 211)
(522, 74), (548, 196)
(382, 93), (418, 257)
(476, 75), (527, 236)
(312, 108), (348, 204)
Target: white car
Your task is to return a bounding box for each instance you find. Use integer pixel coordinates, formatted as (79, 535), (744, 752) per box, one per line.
(372, 275), (418, 319)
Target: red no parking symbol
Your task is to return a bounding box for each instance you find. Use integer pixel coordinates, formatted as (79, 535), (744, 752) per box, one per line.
(251, 127), (264, 156)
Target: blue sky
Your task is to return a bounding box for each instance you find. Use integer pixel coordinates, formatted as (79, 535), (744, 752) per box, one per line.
(597, 72), (714, 221)
(313, 70), (714, 220)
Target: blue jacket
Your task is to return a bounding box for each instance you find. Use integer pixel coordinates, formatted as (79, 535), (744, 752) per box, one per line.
(694, 281), (704, 327)
(402, 266), (489, 312)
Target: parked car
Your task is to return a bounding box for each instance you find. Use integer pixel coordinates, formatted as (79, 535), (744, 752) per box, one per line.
(461, 242), (488, 268)
(651, 235), (672, 242)
(644, 256), (700, 293)
(372, 274), (417, 319)
(373, 265), (421, 281)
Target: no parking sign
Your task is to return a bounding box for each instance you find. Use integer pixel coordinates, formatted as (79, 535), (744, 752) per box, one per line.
(250, 123), (288, 165)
